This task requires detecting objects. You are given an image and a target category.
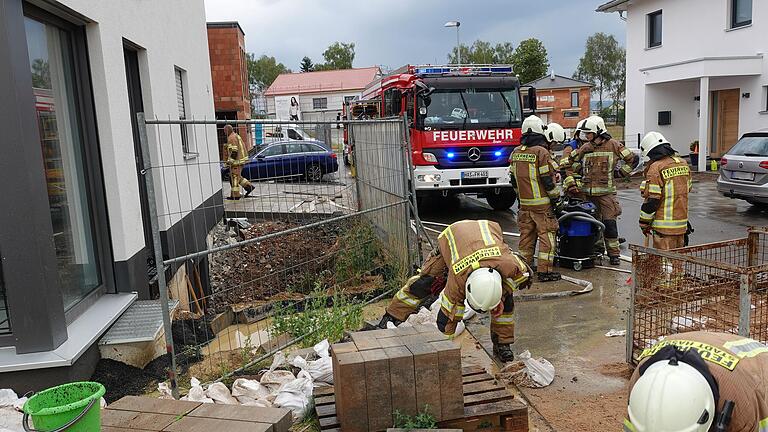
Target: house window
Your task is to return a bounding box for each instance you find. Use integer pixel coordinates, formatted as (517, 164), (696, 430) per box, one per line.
(344, 95), (357, 104)
(0, 265), (9, 335)
(563, 111), (580, 118)
(731, 0), (752, 28)
(312, 97), (328, 110)
(570, 91), (579, 108)
(174, 67), (191, 154)
(24, 15), (102, 311)
(763, 86), (768, 112)
(648, 10), (663, 48)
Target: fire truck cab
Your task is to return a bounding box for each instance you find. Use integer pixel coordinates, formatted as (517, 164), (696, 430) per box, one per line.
(360, 64), (536, 210)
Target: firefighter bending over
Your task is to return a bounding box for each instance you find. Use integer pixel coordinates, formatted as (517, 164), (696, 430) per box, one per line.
(561, 116), (639, 264)
(624, 331), (768, 432)
(638, 132), (692, 250)
(224, 124), (255, 200)
(509, 116), (562, 282)
(378, 219), (531, 362)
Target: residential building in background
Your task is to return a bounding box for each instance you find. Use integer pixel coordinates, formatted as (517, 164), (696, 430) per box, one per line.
(598, 0), (768, 170)
(0, 0), (221, 391)
(207, 21), (252, 150)
(265, 67), (382, 122)
(524, 73), (593, 129)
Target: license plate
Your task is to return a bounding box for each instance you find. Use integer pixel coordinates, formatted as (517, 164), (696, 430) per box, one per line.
(462, 170), (489, 179)
(732, 171), (755, 181)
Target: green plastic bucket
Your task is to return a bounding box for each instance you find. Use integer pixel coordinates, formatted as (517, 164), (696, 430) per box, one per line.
(22, 382), (105, 432)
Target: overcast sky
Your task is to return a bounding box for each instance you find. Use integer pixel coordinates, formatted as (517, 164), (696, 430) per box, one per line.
(204, 0), (625, 77)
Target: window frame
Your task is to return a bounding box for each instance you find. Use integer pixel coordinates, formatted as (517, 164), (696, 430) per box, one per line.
(13, 2), (115, 339)
(570, 91), (579, 108)
(174, 66), (195, 157)
(312, 97), (328, 110)
(647, 10), (663, 48)
(730, 0), (752, 29)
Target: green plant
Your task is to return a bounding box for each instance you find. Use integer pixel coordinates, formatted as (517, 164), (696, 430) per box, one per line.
(269, 284), (363, 348)
(334, 221), (382, 284)
(239, 334), (254, 367)
(392, 406), (438, 430)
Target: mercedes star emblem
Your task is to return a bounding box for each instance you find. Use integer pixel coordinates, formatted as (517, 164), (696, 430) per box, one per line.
(467, 147), (481, 162)
(739, 161), (744, 168)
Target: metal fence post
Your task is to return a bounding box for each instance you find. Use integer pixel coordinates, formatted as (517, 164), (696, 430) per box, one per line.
(627, 254), (637, 364)
(738, 273), (751, 337)
(137, 113), (179, 399)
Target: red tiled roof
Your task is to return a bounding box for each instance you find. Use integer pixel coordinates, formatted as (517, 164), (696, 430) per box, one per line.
(264, 67), (381, 96)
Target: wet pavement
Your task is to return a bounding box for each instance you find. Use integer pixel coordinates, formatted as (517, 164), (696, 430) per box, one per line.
(415, 175), (768, 431)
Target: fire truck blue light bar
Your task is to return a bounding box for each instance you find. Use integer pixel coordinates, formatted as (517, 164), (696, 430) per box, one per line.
(414, 66), (513, 75)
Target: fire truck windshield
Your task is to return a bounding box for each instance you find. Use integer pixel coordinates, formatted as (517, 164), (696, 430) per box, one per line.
(419, 88), (521, 130)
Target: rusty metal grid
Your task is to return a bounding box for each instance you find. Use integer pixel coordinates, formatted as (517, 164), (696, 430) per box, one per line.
(627, 228), (768, 364)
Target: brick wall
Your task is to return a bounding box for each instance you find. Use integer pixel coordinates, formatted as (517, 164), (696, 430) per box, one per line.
(207, 24), (251, 146)
(535, 87), (592, 129)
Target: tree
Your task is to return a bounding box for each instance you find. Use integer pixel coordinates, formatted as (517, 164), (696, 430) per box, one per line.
(573, 32), (625, 112)
(314, 42), (355, 71)
(31, 59), (50, 89)
(246, 54), (290, 115)
(447, 40), (515, 64)
(510, 38), (549, 84)
(300, 56), (314, 73)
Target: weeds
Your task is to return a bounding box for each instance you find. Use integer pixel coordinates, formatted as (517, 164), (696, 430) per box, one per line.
(269, 283), (364, 348)
(335, 221), (381, 284)
(392, 406), (438, 430)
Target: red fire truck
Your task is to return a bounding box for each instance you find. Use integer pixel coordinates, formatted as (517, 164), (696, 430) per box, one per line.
(359, 64), (536, 210)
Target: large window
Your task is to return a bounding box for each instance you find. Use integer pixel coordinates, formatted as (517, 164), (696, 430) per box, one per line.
(731, 0), (752, 28)
(25, 16), (101, 311)
(570, 91), (579, 108)
(312, 97), (327, 110)
(0, 267), (9, 335)
(648, 10), (663, 48)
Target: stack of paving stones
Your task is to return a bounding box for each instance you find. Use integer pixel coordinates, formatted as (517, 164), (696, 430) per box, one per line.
(102, 396), (292, 432)
(331, 325), (464, 432)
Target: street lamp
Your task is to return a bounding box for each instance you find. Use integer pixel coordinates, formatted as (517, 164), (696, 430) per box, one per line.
(444, 21), (461, 65)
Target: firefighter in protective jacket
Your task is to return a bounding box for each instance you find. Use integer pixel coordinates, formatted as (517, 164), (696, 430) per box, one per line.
(379, 219), (531, 362)
(638, 131), (692, 250)
(509, 116), (561, 282)
(224, 124), (255, 200)
(624, 331), (768, 432)
(561, 116), (639, 264)
(561, 127), (586, 200)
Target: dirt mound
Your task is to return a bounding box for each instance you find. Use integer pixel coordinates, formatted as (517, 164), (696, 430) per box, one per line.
(91, 359), (161, 403)
(599, 362), (634, 380)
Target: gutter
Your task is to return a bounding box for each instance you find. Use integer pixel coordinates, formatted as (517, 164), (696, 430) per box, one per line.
(596, 0), (629, 12)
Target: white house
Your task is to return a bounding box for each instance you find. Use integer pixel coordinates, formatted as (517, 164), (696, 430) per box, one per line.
(0, 0), (220, 391)
(598, 0), (768, 171)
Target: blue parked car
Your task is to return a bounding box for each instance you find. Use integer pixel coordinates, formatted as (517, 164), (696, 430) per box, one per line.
(222, 140), (339, 182)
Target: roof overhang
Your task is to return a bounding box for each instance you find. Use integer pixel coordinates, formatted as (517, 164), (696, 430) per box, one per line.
(639, 55), (764, 85)
(596, 0), (629, 12)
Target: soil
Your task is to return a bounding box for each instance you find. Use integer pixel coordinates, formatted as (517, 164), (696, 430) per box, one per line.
(91, 359), (162, 403)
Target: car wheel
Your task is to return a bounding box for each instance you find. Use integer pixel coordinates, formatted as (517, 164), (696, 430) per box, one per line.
(486, 189), (517, 211)
(306, 163), (323, 182)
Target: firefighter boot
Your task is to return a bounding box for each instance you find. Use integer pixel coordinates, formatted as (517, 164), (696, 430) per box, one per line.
(377, 313), (403, 329)
(491, 334), (515, 363)
(243, 183), (255, 198)
(609, 256), (621, 265)
(537, 271), (561, 282)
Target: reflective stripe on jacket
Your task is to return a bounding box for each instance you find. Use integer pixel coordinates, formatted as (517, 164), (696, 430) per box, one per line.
(226, 133), (249, 166)
(565, 138), (635, 196)
(510, 145), (559, 209)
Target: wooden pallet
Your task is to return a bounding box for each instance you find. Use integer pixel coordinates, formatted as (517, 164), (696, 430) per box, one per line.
(314, 365), (528, 432)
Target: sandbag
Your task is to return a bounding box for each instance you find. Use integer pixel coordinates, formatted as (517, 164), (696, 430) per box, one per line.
(273, 371), (313, 421)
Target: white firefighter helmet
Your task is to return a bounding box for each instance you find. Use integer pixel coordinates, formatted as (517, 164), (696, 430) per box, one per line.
(465, 267), (503, 312)
(521, 115), (547, 137)
(627, 360), (716, 432)
(546, 123), (567, 144)
(577, 115), (607, 137)
(640, 131), (671, 159)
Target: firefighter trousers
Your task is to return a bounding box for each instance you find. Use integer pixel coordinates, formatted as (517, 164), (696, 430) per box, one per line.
(385, 250), (516, 344)
(229, 164), (252, 198)
(587, 194), (622, 257)
(517, 208), (558, 273)
(652, 232), (684, 250)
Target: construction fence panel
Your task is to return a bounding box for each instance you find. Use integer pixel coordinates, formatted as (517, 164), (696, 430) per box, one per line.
(627, 228), (768, 364)
(138, 116), (418, 397)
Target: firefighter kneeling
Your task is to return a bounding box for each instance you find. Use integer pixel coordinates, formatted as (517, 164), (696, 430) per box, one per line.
(378, 219), (531, 362)
(624, 331), (768, 432)
(510, 116), (562, 282)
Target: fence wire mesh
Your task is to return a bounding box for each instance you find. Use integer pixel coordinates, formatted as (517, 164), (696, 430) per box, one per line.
(628, 228), (768, 364)
(138, 116), (419, 396)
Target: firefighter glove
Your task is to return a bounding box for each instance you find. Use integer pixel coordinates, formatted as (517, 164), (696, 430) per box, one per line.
(639, 221), (652, 236)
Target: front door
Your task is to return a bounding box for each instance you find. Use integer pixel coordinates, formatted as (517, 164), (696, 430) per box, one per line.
(710, 89), (740, 157)
(123, 44), (154, 273)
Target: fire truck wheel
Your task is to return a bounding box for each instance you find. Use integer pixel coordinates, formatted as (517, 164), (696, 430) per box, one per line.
(486, 190), (517, 211)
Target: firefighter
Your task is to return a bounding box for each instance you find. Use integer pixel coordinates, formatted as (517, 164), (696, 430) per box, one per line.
(638, 131), (692, 250)
(561, 127), (586, 199)
(378, 219), (532, 362)
(624, 331), (768, 432)
(509, 116), (561, 282)
(224, 124), (254, 200)
(562, 116), (638, 265)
